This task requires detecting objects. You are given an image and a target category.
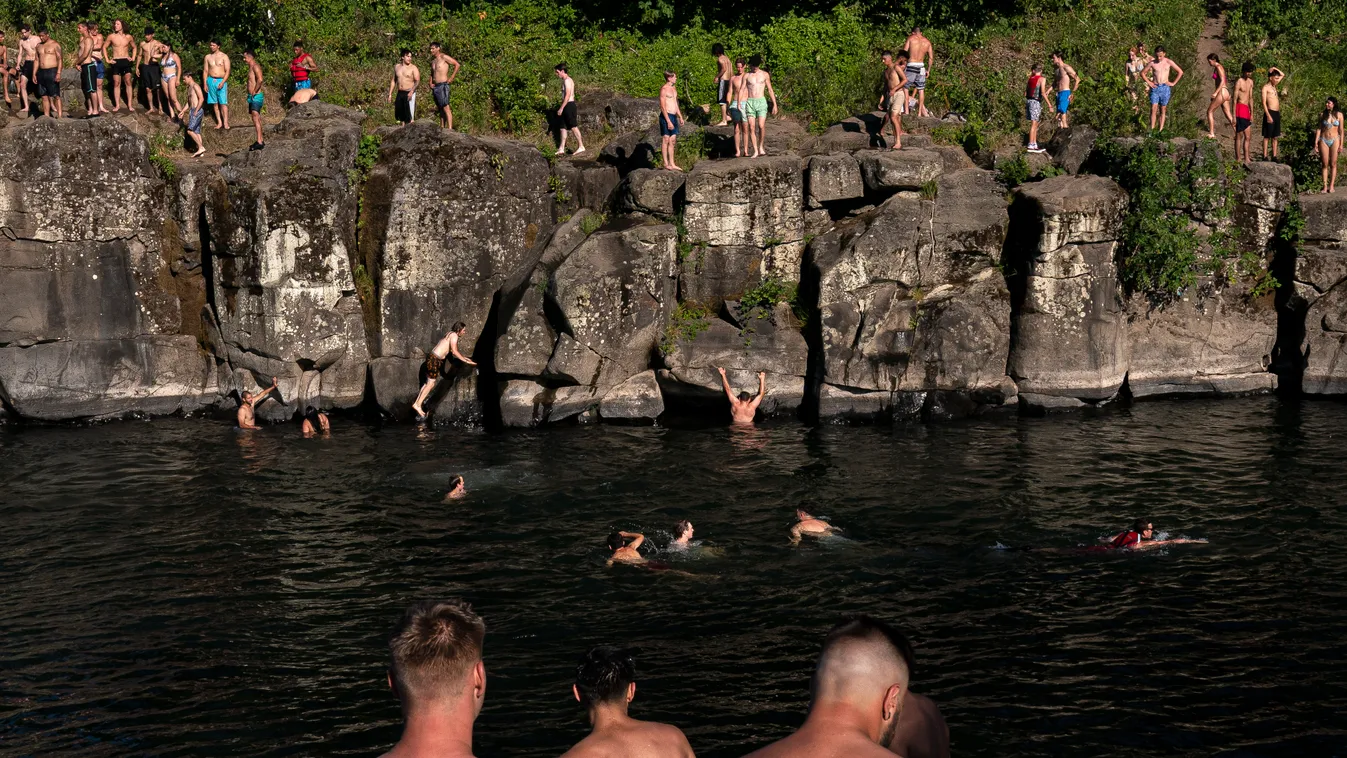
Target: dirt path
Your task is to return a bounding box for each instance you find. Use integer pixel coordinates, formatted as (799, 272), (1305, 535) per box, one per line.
(1195, 13), (1236, 154)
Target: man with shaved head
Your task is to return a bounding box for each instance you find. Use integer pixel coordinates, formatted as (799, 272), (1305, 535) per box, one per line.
(381, 599), (487, 758)
(744, 616), (910, 758)
(883, 628), (950, 758)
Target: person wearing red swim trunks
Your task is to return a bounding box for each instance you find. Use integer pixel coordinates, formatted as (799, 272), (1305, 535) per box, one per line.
(1233, 61), (1257, 163)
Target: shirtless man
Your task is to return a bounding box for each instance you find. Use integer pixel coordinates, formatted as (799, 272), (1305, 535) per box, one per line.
(712, 42), (732, 126)
(0, 31), (10, 106)
(1051, 51), (1079, 129)
(561, 646), (696, 758)
(1142, 46), (1184, 132)
(741, 55), (778, 158)
(89, 22), (106, 114)
(606, 531), (645, 566)
(729, 58), (747, 156)
(717, 367), (765, 425)
(1233, 62), (1256, 162)
(137, 28), (166, 115)
(76, 23), (101, 116)
(443, 475), (466, 501)
(236, 376), (278, 430)
(883, 628), (950, 758)
(16, 25), (39, 115)
(428, 42), (459, 129)
(243, 51), (265, 149)
(902, 26), (933, 117)
(555, 63), (585, 155)
(203, 40), (231, 129)
(744, 617), (909, 758)
(412, 322), (476, 419)
(35, 30), (62, 119)
(790, 509), (838, 544)
(670, 520), (694, 549)
(659, 71), (684, 171)
(1262, 67), (1284, 160)
(878, 51), (906, 150)
(103, 20), (135, 113)
(182, 73), (206, 157)
(388, 49), (419, 125)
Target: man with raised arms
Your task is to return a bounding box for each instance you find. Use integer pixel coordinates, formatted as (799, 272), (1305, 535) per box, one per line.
(428, 42), (460, 129)
(790, 509), (839, 544)
(712, 42), (732, 126)
(412, 321), (477, 419)
(380, 599), (487, 758)
(1142, 45), (1184, 132)
(745, 616), (910, 758)
(388, 49), (420, 125)
(16, 25), (39, 115)
(560, 646), (696, 758)
(607, 531), (645, 566)
(741, 55), (778, 158)
(236, 376), (278, 430)
(103, 20), (135, 113)
(902, 26), (933, 117)
(878, 51), (906, 150)
(35, 29), (62, 119)
(717, 367), (765, 425)
(203, 40), (231, 129)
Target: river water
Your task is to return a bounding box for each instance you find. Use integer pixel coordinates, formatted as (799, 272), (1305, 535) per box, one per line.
(2, 397), (1345, 757)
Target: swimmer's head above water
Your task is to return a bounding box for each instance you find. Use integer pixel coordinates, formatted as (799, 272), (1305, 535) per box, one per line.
(444, 475), (466, 500)
(607, 531), (625, 551)
(672, 520), (693, 546)
(1133, 519), (1154, 539)
(796, 509), (814, 521)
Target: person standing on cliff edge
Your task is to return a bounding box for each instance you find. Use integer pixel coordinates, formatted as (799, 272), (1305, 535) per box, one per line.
(182, 72), (206, 158)
(717, 367), (766, 425)
(1233, 62), (1255, 163)
(389, 49), (420, 126)
(244, 50), (265, 150)
(35, 29), (62, 119)
(555, 63), (585, 155)
(203, 40), (231, 129)
(428, 42), (459, 130)
(413, 322), (477, 420)
(659, 71), (684, 171)
(902, 26), (933, 117)
(1261, 67), (1284, 161)
(712, 42), (732, 126)
(1142, 46), (1184, 132)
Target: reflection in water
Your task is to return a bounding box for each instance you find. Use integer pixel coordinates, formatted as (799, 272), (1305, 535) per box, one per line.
(2, 397), (1346, 757)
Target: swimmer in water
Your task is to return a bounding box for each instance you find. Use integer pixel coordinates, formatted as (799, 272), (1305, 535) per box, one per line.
(790, 509), (838, 544)
(236, 376), (279, 430)
(1103, 519), (1206, 551)
(300, 407), (330, 437)
(670, 520), (693, 549)
(443, 475), (466, 501)
(607, 531), (645, 566)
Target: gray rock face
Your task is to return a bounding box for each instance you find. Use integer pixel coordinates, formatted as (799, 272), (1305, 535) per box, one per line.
(660, 303), (809, 414)
(618, 168), (685, 216)
(208, 103), (369, 419)
(599, 370), (664, 421)
(1009, 174), (1130, 400)
(0, 117), (217, 420)
(552, 160), (620, 216)
(1297, 193), (1347, 394)
(812, 169), (1011, 418)
(856, 149), (945, 193)
(361, 123), (555, 419)
(684, 156), (805, 284)
(606, 97), (663, 133)
(807, 153), (864, 205)
(1047, 126), (1098, 174)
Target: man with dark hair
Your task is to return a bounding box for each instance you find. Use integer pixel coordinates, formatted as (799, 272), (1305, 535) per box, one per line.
(138, 27), (166, 115)
(1233, 61), (1255, 162)
(746, 616), (911, 758)
(1024, 61), (1050, 153)
(0, 31), (10, 107)
(878, 51), (907, 150)
(244, 50), (265, 150)
(670, 520), (694, 549)
(883, 632), (950, 758)
(236, 376), (278, 430)
(717, 367), (765, 425)
(16, 24), (39, 115)
(289, 40), (318, 105)
(1142, 45), (1184, 132)
(389, 49), (420, 125)
(1051, 51), (1079, 129)
(203, 39), (231, 129)
(561, 646), (696, 758)
(76, 23), (101, 116)
(182, 72), (206, 157)
(741, 54), (777, 158)
(712, 42), (732, 126)
(428, 42), (460, 129)
(790, 509), (839, 544)
(413, 322), (477, 419)
(1261, 67), (1284, 160)
(659, 70), (684, 171)
(555, 63), (585, 155)
(606, 531), (645, 566)
(381, 599), (487, 758)
(902, 26), (933, 117)
(35, 29), (62, 119)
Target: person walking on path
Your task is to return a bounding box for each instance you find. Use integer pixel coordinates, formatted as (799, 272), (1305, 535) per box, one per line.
(1233, 62), (1255, 162)
(203, 40), (231, 129)
(103, 20), (135, 113)
(1261, 67), (1284, 160)
(388, 49), (420, 125)
(35, 29), (62, 119)
(878, 51), (906, 150)
(289, 41), (318, 105)
(1024, 62), (1051, 153)
(902, 26), (933, 117)
(712, 42), (732, 126)
(658, 71), (684, 171)
(182, 73), (206, 157)
(742, 55), (778, 159)
(1206, 54), (1234, 138)
(1317, 97), (1342, 193)
(555, 63), (585, 155)
(1051, 51), (1078, 129)
(428, 42), (459, 129)
(1142, 46), (1184, 132)
(244, 50), (265, 149)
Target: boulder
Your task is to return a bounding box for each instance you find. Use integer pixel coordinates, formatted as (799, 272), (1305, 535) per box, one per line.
(1047, 126), (1098, 174)
(361, 123), (555, 420)
(855, 149), (944, 193)
(659, 303), (809, 414)
(606, 97), (663, 133)
(678, 244), (764, 305)
(617, 168), (685, 216)
(1297, 193), (1347, 394)
(704, 119), (811, 158)
(208, 102), (369, 420)
(800, 117), (883, 154)
(599, 130), (658, 173)
(0, 117), (217, 420)
(598, 369), (664, 421)
(552, 160), (620, 215)
(683, 155), (805, 282)
(807, 153), (864, 205)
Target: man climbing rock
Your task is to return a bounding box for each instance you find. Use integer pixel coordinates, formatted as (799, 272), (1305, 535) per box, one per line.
(412, 322), (477, 419)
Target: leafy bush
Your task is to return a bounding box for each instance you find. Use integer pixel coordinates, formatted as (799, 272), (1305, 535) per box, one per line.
(660, 301), (713, 354)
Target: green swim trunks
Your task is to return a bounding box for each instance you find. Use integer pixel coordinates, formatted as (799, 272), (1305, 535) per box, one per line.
(743, 97), (768, 118)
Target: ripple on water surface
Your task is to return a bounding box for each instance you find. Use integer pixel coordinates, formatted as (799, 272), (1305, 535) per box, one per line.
(1, 397), (1346, 756)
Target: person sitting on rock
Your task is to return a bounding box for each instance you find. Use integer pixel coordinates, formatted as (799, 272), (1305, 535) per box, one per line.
(607, 531), (645, 566)
(790, 509), (838, 544)
(444, 475), (466, 501)
(717, 367), (765, 425)
(237, 376), (279, 430)
(560, 646), (696, 758)
(412, 321), (477, 420)
(301, 407), (330, 437)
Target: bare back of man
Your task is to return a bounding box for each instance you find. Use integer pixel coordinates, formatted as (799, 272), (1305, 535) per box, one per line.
(718, 367), (765, 424)
(889, 691), (950, 758)
(790, 510), (837, 543)
(562, 719), (694, 758)
(902, 29), (933, 117)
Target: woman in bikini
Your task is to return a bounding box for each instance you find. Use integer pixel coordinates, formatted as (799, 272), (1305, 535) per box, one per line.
(1318, 97), (1343, 194)
(1206, 54), (1234, 138)
(159, 42), (182, 120)
(1125, 46), (1146, 105)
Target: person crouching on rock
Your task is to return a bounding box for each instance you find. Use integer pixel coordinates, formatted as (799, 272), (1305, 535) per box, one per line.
(717, 367), (765, 425)
(301, 407), (330, 437)
(237, 376), (279, 430)
(412, 321), (477, 420)
(444, 476), (466, 501)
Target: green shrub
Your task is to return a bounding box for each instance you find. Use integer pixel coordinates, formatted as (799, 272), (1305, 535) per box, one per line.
(660, 301), (713, 354)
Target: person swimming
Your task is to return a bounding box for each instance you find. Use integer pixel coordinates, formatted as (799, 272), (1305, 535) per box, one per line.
(300, 407), (330, 437)
(790, 509), (838, 544)
(607, 531), (645, 566)
(443, 475), (466, 501)
(670, 520), (693, 549)
(1099, 519), (1205, 551)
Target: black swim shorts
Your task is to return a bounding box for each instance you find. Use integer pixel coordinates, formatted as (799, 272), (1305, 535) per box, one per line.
(140, 62), (162, 89)
(1236, 116), (1251, 133)
(36, 67), (59, 98)
(19, 61), (35, 82)
(562, 101), (578, 129)
(113, 58), (133, 76)
(80, 62), (99, 94)
(1263, 109), (1281, 139)
(433, 81), (451, 109)
(717, 79), (730, 105)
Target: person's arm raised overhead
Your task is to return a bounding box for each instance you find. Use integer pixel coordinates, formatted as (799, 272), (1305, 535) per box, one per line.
(251, 376), (278, 408)
(716, 366), (737, 403)
(748, 371), (767, 411)
(619, 531), (644, 550)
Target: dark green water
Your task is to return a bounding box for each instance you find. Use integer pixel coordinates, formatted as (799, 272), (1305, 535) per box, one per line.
(2, 397), (1346, 757)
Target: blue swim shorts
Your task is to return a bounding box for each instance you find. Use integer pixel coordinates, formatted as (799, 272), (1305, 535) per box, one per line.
(1057, 89), (1071, 113)
(1150, 83), (1172, 106)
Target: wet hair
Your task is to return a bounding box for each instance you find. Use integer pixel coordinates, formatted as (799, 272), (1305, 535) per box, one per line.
(607, 532), (624, 551)
(818, 615), (912, 681)
(389, 599), (486, 707)
(673, 520), (692, 540)
(575, 645), (636, 707)
(555, 62), (568, 73)
(748, 54), (763, 68)
(712, 43), (724, 55)
(452, 321), (467, 332)
(1241, 61), (1255, 76)
(1207, 53), (1220, 63)
(1032, 62), (1043, 73)
(448, 475), (464, 491)
(400, 48), (412, 57)
(294, 40), (306, 49)
(738, 391), (751, 402)
(1132, 518), (1152, 534)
